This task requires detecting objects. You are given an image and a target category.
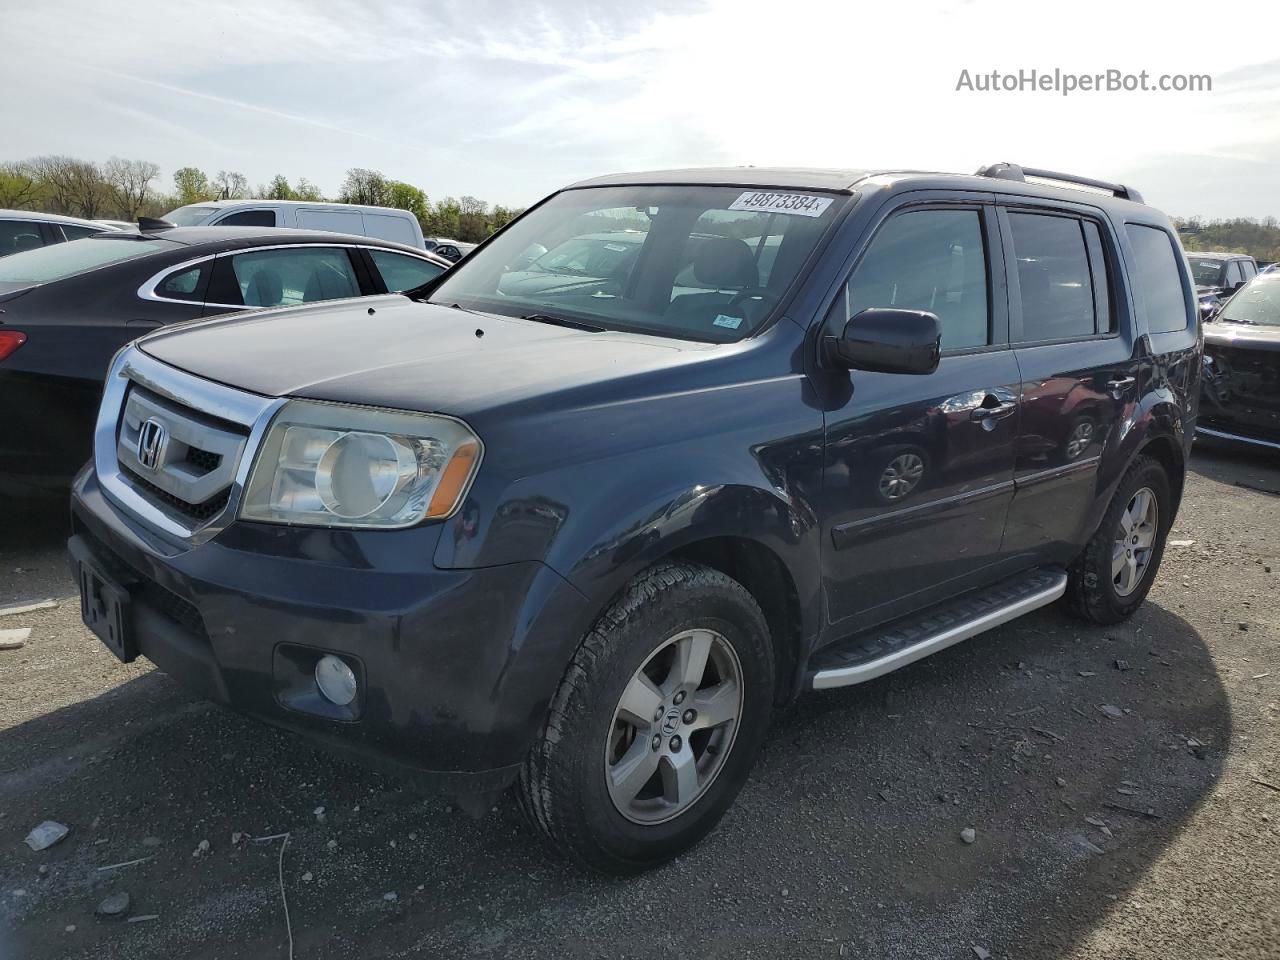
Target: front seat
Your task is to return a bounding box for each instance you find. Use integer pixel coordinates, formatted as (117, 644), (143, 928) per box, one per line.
(665, 237), (759, 329)
(244, 269), (284, 307)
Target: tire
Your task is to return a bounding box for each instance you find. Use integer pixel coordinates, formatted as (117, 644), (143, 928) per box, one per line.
(518, 560), (775, 874)
(1066, 455), (1172, 624)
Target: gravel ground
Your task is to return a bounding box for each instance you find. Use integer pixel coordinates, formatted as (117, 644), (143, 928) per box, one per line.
(0, 441), (1277, 960)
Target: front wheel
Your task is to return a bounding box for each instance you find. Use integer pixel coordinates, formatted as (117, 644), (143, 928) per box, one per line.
(518, 561), (775, 874)
(1066, 455), (1172, 624)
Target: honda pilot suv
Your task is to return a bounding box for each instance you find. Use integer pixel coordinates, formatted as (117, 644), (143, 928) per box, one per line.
(70, 163), (1200, 874)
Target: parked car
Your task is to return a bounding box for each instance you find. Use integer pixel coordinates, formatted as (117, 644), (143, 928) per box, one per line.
(1186, 251), (1259, 319)
(162, 200), (427, 250)
(1199, 272), (1280, 451)
(431, 240), (477, 262)
(69, 163), (1197, 874)
(0, 225), (449, 496)
(0, 209), (116, 256)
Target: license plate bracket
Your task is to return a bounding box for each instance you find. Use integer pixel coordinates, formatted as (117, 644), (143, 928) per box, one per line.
(70, 540), (136, 663)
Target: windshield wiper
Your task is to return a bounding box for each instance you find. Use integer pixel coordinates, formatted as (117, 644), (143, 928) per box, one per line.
(522, 313), (605, 332)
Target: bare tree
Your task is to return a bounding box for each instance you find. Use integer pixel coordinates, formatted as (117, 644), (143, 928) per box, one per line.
(338, 168), (388, 206)
(212, 170), (249, 200)
(28, 155), (108, 218)
(104, 157), (160, 220)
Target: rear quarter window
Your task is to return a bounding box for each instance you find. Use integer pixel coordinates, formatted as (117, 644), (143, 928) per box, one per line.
(1125, 224), (1192, 334)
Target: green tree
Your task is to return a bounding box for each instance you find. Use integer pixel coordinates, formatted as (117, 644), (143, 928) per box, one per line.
(173, 166), (213, 205)
(425, 196), (461, 239)
(0, 162), (41, 209)
(264, 174), (294, 200)
(385, 180), (429, 225)
(103, 157), (160, 219)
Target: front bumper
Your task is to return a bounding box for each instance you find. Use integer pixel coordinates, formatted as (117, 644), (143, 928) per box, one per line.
(70, 466), (592, 792)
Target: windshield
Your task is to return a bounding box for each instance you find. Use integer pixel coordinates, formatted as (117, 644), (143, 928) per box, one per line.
(1218, 276), (1280, 326)
(0, 235), (174, 285)
(162, 205), (219, 226)
(1189, 258), (1226, 286)
(427, 184), (846, 341)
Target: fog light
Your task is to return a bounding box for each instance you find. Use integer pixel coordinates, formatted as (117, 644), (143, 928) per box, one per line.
(315, 655), (357, 706)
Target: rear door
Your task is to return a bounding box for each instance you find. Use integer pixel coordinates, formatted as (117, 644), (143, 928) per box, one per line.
(819, 198), (1022, 631)
(997, 202), (1138, 565)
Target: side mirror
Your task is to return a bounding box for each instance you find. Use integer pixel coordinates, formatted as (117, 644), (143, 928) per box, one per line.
(823, 308), (941, 375)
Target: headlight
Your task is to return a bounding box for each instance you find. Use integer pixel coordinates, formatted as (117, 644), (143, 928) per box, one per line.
(240, 400), (481, 528)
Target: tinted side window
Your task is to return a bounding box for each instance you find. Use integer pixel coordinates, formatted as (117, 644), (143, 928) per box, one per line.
(1080, 220), (1113, 334)
(229, 247), (360, 307)
(1240, 259), (1257, 280)
(61, 224), (102, 241)
(368, 249), (444, 292)
(845, 208), (990, 350)
(156, 265), (207, 302)
(1224, 260), (1243, 286)
(0, 220), (47, 255)
(1125, 224), (1191, 334)
(1007, 212), (1095, 342)
(217, 209), (277, 227)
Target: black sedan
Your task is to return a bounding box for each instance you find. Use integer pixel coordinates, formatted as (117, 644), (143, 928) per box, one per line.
(0, 225), (450, 496)
(1200, 272), (1280, 452)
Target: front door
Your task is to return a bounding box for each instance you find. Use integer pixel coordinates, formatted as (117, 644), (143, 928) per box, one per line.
(818, 202), (1020, 632)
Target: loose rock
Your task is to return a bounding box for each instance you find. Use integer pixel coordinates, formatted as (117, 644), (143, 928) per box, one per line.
(301, 871), (313, 882)
(25, 821), (69, 851)
(192, 839), (210, 858)
(97, 892), (130, 917)
(383, 891), (398, 902)
(973, 948), (992, 960)
(0, 628), (31, 651)
(1098, 704), (1124, 720)
(960, 827), (977, 844)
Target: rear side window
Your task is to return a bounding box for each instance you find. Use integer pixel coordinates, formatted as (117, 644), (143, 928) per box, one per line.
(0, 220), (47, 256)
(1225, 260), (1243, 287)
(369, 249), (444, 292)
(228, 247), (360, 307)
(216, 209), (277, 227)
(844, 208), (990, 350)
(60, 224), (103, 241)
(156, 265), (207, 301)
(1007, 212), (1098, 342)
(1125, 224), (1191, 334)
(1241, 260), (1258, 280)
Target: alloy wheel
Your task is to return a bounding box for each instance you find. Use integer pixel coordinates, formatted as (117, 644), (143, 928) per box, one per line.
(878, 452), (925, 501)
(604, 628), (743, 825)
(1112, 486), (1158, 597)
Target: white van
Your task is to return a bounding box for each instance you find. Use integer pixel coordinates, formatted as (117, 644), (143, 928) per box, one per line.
(161, 200), (426, 250)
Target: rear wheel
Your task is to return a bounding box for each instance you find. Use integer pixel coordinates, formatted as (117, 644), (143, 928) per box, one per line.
(1066, 455), (1172, 624)
(518, 561), (774, 874)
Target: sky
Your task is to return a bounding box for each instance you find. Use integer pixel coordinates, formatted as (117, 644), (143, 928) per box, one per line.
(4, 0), (1280, 219)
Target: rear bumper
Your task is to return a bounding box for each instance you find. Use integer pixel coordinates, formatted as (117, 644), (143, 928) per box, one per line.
(70, 466), (592, 792)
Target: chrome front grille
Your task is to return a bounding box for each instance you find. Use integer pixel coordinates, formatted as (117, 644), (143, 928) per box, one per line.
(96, 346), (284, 545)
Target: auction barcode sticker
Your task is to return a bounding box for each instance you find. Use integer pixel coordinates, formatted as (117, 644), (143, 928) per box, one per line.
(728, 191), (834, 218)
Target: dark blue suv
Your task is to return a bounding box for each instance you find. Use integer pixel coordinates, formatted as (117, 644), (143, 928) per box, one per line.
(69, 163), (1200, 873)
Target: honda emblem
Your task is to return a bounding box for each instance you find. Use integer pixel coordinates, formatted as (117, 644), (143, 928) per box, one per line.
(136, 417), (167, 471)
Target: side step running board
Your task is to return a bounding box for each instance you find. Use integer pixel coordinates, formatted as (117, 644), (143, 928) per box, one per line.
(810, 567), (1068, 690)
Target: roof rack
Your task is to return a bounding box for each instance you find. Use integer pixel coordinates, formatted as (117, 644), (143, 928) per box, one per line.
(975, 163), (1143, 204)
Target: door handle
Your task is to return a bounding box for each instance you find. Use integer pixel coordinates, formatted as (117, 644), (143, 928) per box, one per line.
(1107, 376), (1136, 399)
(970, 400), (1017, 423)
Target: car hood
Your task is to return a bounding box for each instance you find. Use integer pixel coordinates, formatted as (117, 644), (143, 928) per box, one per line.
(1205, 321), (1280, 353)
(138, 295), (706, 418)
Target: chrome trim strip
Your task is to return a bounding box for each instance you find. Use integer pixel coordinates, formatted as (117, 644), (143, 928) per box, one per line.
(1013, 456), (1102, 489)
(811, 571), (1068, 689)
(135, 254), (216, 304)
(96, 346), (285, 547)
(1197, 426), (1280, 451)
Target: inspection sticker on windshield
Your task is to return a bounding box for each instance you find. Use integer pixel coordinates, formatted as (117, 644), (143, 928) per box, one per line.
(728, 191), (833, 218)
(712, 314), (743, 329)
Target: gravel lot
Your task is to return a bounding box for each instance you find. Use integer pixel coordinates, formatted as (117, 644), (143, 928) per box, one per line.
(1, 441), (1277, 960)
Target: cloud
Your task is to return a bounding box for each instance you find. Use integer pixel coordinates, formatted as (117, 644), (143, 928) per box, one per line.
(2, 0), (1279, 216)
